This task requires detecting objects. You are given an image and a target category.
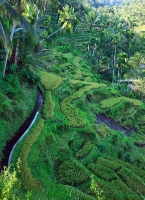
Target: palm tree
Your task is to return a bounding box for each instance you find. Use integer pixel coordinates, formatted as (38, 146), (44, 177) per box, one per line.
(0, 15), (12, 51)
(0, 0), (34, 78)
(40, 5), (79, 44)
(58, 5), (79, 34)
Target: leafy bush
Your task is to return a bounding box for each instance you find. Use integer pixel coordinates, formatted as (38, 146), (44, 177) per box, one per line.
(0, 81), (36, 152)
(64, 185), (96, 200)
(42, 91), (55, 119)
(75, 141), (92, 159)
(60, 97), (86, 127)
(60, 84), (103, 127)
(90, 175), (105, 200)
(96, 180), (122, 200)
(58, 159), (90, 186)
(96, 158), (121, 171)
(39, 71), (63, 90)
(111, 179), (131, 193)
(116, 167), (145, 194)
(111, 158), (145, 182)
(94, 123), (111, 137)
(125, 194), (143, 200)
(138, 114), (145, 122)
(87, 163), (117, 182)
(19, 117), (44, 191)
(0, 165), (32, 200)
(100, 97), (124, 109)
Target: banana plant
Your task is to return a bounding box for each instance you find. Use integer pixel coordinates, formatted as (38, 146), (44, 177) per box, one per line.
(0, 0), (34, 78)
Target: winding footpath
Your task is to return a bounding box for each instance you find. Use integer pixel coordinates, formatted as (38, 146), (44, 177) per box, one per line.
(0, 87), (43, 170)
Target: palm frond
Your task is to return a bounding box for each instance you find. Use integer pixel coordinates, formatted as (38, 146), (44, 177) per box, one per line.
(0, 0), (34, 34)
(35, 15), (49, 27)
(25, 51), (56, 71)
(0, 15), (12, 49)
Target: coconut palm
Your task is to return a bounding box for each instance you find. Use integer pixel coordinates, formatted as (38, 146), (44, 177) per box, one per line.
(58, 5), (79, 34)
(40, 5), (79, 44)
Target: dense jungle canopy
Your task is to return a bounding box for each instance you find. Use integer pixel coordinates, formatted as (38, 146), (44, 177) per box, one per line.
(1, 0), (145, 199)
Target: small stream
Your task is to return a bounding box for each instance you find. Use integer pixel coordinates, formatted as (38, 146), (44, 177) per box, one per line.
(0, 87), (43, 170)
(96, 113), (136, 136)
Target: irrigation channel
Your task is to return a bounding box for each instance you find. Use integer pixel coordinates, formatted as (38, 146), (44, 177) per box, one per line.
(0, 87), (43, 170)
(0, 87), (142, 170)
(96, 113), (136, 137)
(96, 113), (145, 147)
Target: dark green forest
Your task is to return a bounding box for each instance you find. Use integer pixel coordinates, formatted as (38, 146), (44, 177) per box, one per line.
(1, 0), (145, 199)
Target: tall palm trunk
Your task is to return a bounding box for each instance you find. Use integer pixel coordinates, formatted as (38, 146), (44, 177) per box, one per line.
(112, 45), (116, 83)
(40, 26), (63, 44)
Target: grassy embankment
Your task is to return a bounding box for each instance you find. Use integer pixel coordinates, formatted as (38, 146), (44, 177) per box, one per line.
(11, 48), (145, 199)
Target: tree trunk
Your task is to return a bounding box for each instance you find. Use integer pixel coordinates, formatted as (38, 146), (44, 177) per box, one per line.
(3, 22), (16, 78)
(8, 44), (19, 66)
(40, 26), (64, 44)
(112, 45), (116, 83)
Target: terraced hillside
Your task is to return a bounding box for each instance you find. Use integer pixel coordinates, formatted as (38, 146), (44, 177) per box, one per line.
(11, 49), (145, 199)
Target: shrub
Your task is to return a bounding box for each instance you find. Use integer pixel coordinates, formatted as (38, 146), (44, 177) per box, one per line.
(90, 175), (105, 200)
(42, 91), (55, 119)
(75, 141), (92, 159)
(39, 71), (63, 90)
(96, 158), (121, 171)
(125, 194), (143, 200)
(60, 84), (103, 127)
(111, 179), (131, 193)
(94, 124), (111, 138)
(19, 117), (44, 191)
(87, 163), (117, 182)
(116, 167), (145, 194)
(0, 164), (32, 200)
(107, 158), (145, 182)
(64, 185), (96, 200)
(138, 115), (145, 122)
(100, 97), (125, 109)
(58, 160), (90, 186)
(96, 180), (122, 200)
(60, 98), (86, 127)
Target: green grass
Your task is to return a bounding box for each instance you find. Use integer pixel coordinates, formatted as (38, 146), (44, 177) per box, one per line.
(94, 123), (111, 138)
(0, 82), (36, 152)
(42, 91), (55, 119)
(116, 167), (145, 194)
(18, 117), (44, 191)
(58, 159), (90, 186)
(60, 84), (103, 127)
(39, 71), (63, 90)
(100, 97), (125, 109)
(7, 48), (145, 199)
(87, 163), (118, 182)
(75, 141), (92, 159)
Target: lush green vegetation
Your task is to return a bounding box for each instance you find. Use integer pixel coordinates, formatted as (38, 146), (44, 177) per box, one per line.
(1, 0), (145, 199)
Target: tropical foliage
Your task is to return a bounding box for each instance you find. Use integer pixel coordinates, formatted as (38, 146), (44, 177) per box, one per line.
(1, 0), (145, 199)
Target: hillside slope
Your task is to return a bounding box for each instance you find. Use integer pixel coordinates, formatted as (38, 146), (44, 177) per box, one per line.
(11, 46), (145, 199)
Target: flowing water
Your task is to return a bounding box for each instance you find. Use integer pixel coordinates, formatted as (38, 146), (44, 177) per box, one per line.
(0, 87), (43, 170)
